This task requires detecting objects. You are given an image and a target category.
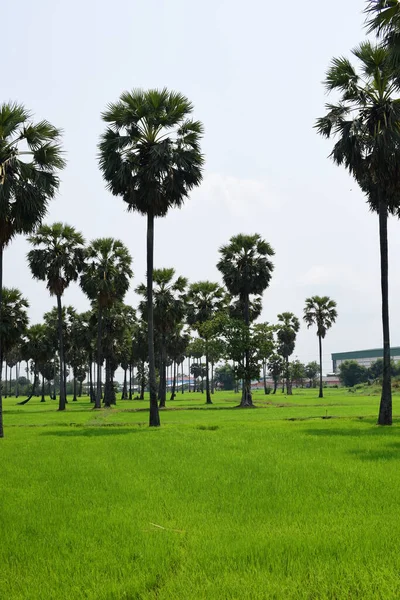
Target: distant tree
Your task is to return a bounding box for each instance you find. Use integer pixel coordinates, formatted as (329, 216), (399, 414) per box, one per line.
(1, 289), (29, 401)
(19, 324), (53, 404)
(99, 88), (204, 427)
(253, 322), (275, 394)
(291, 360), (306, 388)
(28, 223), (85, 411)
(214, 363), (235, 391)
(276, 312), (300, 395)
(0, 103), (64, 436)
(267, 354), (284, 394)
(81, 238), (132, 409)
(305, 361), (319, 388)
(339, 361), (369, 387)
(303, 296), (337, 398)
(187, 281), (228, 404)
(217, 234), (275, 407)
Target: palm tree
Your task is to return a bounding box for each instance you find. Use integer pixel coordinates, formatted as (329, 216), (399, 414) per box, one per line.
(276, 312), (300, 395)
(0, 103), (64, 436)
(80, 238), (132, 409)
(267, 354), (284, 394)
(217, 234), (275, 407)
(366, 1), (400, 64)
(18, 324), (52, 405)
(303, 296), (338, 399)
(99, 88), (204, 426)
(137, 268), (187, 408)
(27, 223), (85, 411)
(187, 281), (228, 404)
(315, 41), (400, 425)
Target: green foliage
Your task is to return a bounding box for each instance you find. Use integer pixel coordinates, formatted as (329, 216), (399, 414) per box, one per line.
(99, 88), (204, 217)
(303, 296), (338, 339)
(214, 363), (235, 390)
(305, 361), (319, 386)
(0, 103), (65, 248)
(276, 312), (300, 361)
(339, 360), (369, 387)
(0, 288), (29, 360)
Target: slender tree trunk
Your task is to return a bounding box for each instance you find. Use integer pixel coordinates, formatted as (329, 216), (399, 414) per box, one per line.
(263, 361), (268, 394)
(147, 213), (160, 425)
(64, 361), (68, 404)
(41, 375), (45, 402)
(240, 293), (253, 407)
(159, 341), (167, 408)
(140, 360), (145, 400)
(273, 378), (277, 394)
(378, 201), (392, 425)
(205, 340), (212, 404)
(318, 335), (323, 399)
(4, 362), (7, 398)
(16, 362), (19, 399)
(18, 369), (38, 405)
(188, 355), (191, 391)
(170, 362), (177, 401)
(285, 357), (293, 396)
(9, 364), (12, 397)
(104, 357), (113, 407)
(129, 363), (133, 400)
(73, 376), (77, 401)
(211, 361), (215, 394)
(181, 360), (184, 394)
(122, 368), (127, 399)
(95, 306), (103, 409)
(47, 380), (52, 397)
(57, 294), (66, 411)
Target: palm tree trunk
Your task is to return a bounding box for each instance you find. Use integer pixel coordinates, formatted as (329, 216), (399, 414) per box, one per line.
(140, 360), (145, 400)
(147, 212), (160, 425)
(41, 375), (45, 402)
(170, 362), (177, 401)
(241, 293), (253, 407)
(286, 357), (292, 396)
(318, 335), (323, 399)
(79, 379), (82, 397)
(73, 376), (77, 401)
(378, 201), (392, 425)
(122, 368), (127, 399)
(16, 362), (19, 399)
(211, 361), (215, 394)
(205, 340), (212, 404)
(57, 294), (66, 411)
(89, 361), (94, 402)
(104, 357), (113, 407)
(263, 361), (267, 394)
(273, 378), (277, 394)
(188, 355), (191, 391)
(129, 363), (133, 400)
(181, 360), (184, 394)
(159, 341), (167, 408)
(4, 362), (7, 398)
(95, 306), (103, 409)
(18, 369), (38, 405)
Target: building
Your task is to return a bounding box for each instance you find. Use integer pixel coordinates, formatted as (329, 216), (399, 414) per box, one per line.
(332, 347), (400, 373)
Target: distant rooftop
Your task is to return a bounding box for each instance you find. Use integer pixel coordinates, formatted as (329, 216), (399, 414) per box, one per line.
(332, 347), (400, 361)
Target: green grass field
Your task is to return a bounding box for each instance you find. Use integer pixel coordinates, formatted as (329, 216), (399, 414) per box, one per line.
(2, 389), (400, 599)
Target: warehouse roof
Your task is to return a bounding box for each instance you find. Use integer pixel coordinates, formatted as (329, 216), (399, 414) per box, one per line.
(332, 347), (400, 361)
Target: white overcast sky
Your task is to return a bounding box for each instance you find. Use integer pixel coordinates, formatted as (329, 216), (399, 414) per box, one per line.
(3, 0), (398, 374)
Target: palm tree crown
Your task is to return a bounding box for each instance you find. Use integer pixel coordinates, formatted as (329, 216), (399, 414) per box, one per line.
(0, 288), (29, 360)
(0, 103), (65, 247)
(81, 238), (133, 307)
(27, 223), (85, 296)
(98, 88), (204, 217)
(303, 296), (338, 339)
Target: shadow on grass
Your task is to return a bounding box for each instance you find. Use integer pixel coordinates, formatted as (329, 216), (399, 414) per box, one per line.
(40, 426), (151, 437)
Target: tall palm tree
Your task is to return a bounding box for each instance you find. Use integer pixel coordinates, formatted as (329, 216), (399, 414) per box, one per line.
(276, 312), (300, 395)
(217, 234), (275, 407)
(303, 296), (338, 398)
(187, 281), (228, 404)
(136, 268), (187, 408)
(315, 41), (400, 425)
(0, 103), (64, 436)
(27, 223), (85, 411)
(99, 88), (204, 426)
(367, 1), (400, 64)
(80, 238), (132, 409)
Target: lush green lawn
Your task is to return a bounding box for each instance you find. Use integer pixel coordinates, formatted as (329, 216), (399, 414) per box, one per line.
(1, 389), (400, 599)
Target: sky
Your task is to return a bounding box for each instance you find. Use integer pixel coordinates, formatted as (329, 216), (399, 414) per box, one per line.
(3, 0), (398, 376)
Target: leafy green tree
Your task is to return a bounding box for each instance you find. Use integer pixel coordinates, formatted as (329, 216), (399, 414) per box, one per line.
(267, 354), (284, 394)
(137, 268), (187, 408)
(305, 361), (319, 388)
(28, 223), (85, 410)
(99, 88), (204, 427)
(18, 324), (53, 404)
(0, 103), (64, 436)
(253, 322), (275, 394)
(214, 363), (235, 391)
(339, 361), (369, 387)
(81, 238), (132, 409)
(303, 296), (338, 398)
(315, 41), (400, 425)
(217, 234), (275, 407)
(276, 312), (300, 395)
(187, 281), (228, 404)
(291, 360), (306, 388)
(1, 289), (29, 403)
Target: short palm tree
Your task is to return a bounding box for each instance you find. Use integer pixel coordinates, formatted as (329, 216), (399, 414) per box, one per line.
(27, 223), (85, 411)
(315, 41), (400, 425)
(0, 102), (64, 435)
(217, 234), (275, 407)
(80, 238), (132, 409)
(136, 268), (187, 408)
(99, 88), (204, 426)
(303, 296), (338, 398)
(187, 281), (228, 404)
(276, 312), (300, 395)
